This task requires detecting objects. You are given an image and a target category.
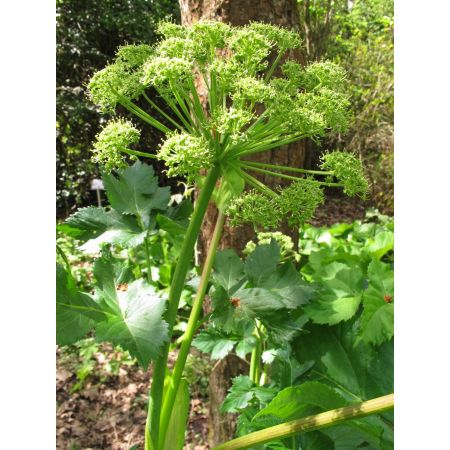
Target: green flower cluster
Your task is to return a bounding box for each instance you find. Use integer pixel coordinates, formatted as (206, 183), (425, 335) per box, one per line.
(244, 231), (299, 262)
(279, 179), (325, 228)
(157, 132), (214, 182)
(227, 179), (325, 230)
(87, 20), (365, 225)
(226, 191), (280, 229)
(92, 119), (140, 172)
(320, 151), (369, 198)
(89, 44), (153, 112)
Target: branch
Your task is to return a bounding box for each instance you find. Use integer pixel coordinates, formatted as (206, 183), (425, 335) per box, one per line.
(212, 393), (394, 450)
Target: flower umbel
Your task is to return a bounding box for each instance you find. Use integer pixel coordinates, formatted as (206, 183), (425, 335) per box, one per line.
(320, 151), (369, 198)
(157, 132), (214, 182)
(92, 119), (140, 172)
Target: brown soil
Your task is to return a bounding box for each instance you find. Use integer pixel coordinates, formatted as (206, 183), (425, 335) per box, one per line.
(56, 345), (210, 450)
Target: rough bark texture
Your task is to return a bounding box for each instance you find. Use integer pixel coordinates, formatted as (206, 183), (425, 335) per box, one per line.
(179, 1), (305, 445)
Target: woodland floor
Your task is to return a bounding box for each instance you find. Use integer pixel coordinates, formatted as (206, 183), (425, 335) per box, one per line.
(56, 191), (368, 450)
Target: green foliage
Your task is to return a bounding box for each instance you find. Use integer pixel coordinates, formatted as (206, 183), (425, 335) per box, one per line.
(213, 215), (394, 449)
(221, 375), (278, 414)
(56, 264), (103, 346)
(103, 161), (170, 227)
(57, 252), (169, 368)
(59, 15), (391, 449)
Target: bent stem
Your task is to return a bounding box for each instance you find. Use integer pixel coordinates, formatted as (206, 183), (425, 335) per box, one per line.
(212, 394), (394, 450)
(145, 166), (221, 450)
(158, 210), (226, 448)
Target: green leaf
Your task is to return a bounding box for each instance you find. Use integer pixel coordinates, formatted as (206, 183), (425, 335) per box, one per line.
(294, 320), (393, 400)
(60, 206), (148, 252)
(299, 431), (335, 450)
(239, 288), (287, 315)
(103, 161), (170, 227)
(214, 249), (246, 294)
(305, 267), (364, 325)
(364, 230), (394, 259)
(221, 376), (278, 414)
(245, 241), (280, 286)
(56, 264), (104, 346)
(162, 379), (190, 450)
(58, 206), (111, 240)
(221, 375), (255, 413)
(94, 277), (169, 368)
(361, 260), (394, 345)
(156, 214), (186, 236)
(235, 336), (257, 359)
(192, 329), (236, 360)
(258, 263), (313, 309)
(251, 381), (347, 429)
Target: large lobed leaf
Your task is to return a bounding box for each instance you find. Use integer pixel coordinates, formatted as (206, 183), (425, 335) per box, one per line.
(56, 264), (104, 346)
(93, 255), (169, 367)
(305, 266), (364, 325)
(360, 260), (394, 345)
(56, 254), (169, 368)
(103, 160), (170, 227)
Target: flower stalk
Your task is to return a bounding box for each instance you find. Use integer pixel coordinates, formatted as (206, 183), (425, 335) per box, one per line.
(212, 394), (394, 450)
(158, 210), (226, 448)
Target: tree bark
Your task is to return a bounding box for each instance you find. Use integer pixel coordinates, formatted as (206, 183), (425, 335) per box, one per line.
(179, 1), (305, 445)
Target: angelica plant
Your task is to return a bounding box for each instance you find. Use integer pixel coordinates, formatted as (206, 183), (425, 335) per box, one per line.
(85, 20), (373, 450)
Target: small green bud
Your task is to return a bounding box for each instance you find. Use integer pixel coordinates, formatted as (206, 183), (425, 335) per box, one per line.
(210, 107), (254, 143)
(248, 23), (301, 50)
(156, 37), (194, 59)
(301, 61), (347, 92)
(92, 119), (140, 172)
(232, 76), (276, 103)
(88, 63), (145, 112)
(189, 20), (231, 50)
(226, 190), (281, 229)
(157, 132), (214, 181)
(141, 56), (193, 87)
(244, 231), (298, 261)
(278, 179), (325, 227)
(297, 88), (350, 133)
(228, 27), (271, 74)
(320, 151), (369, 198)
(157, 21), (187, 39)
(115, 44), (154, 68)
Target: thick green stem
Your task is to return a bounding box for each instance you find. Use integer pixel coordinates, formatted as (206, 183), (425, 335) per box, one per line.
(249, 340), (262, 385)
(144, 236), (152, 283)
(249, 320), (263, 385)
(212, 394), (394, 450)
(159, 210), (226, 448)
(146, 166), (221, 450)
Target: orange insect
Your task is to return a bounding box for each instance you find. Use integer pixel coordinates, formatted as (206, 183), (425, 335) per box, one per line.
(117, 284), (128, 292)
(384, 294), (393, 303)
(230, 297), (241, 308)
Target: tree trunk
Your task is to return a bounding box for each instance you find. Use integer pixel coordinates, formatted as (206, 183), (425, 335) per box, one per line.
(179, 1), (305, 445)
